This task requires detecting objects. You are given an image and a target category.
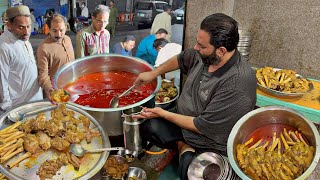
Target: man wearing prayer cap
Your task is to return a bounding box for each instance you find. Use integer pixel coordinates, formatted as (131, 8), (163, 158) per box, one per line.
(0, 5), (43, 113)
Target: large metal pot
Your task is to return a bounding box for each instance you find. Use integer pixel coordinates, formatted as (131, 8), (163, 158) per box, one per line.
(227, 106), (320, 180)
(53, 54), (161, 136)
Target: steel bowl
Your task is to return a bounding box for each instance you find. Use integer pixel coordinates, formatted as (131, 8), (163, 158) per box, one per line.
(103, 155), (129, 180)
(227, 106), (320, 180)
(155, 79), (180, 109)
(53, 54), (161, 136)
(127, 167), (147, 180)
(254, 67), (314, 98)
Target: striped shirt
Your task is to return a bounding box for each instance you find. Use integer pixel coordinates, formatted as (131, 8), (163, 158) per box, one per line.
(76, 25), (110, 58)
(177, 49), (257, 154)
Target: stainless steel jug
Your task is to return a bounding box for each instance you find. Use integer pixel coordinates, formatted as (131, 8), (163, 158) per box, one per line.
(122, 106), (144, 157)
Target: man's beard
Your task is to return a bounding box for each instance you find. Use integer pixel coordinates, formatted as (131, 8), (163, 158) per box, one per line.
(198, 51), (221, 66)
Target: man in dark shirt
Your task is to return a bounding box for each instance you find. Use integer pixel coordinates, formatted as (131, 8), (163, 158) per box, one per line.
(134, 13), (256, 179)
(112, 35), (135, 56)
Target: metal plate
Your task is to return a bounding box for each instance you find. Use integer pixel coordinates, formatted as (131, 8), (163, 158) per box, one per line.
(187, 152), (225, 180)
(255, 67), (314, 98)
(0, 101), (110, 180)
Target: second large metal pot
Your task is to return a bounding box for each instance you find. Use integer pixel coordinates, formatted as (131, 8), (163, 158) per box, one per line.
(53, 54), (161, 136)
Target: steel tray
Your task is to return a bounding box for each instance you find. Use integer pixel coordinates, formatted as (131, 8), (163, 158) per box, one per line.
(0, 101), (110, 180)
(255, 67), (314, 98)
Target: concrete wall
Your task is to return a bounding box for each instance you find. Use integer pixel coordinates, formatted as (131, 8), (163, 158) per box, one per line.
(184, 0), (320, 79)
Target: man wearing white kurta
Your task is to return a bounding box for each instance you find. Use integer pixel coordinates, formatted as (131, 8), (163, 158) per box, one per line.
(150, 4), (172, 41)
(0, 5), (43, 112)
(155, 41), (182, 87)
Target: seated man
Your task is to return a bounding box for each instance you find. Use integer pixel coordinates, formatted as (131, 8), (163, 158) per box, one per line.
(134, 13), (257, 179)
(135, 28), (167, 66)
(112, 35), (135, 56)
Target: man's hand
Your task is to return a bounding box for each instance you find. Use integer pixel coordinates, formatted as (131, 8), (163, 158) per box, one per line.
(134, 71), (158, 86)
(133, 107), (166, 119)
(46, 88), (57, 104)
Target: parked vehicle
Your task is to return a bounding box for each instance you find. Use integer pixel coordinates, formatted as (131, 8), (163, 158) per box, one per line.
(133, 1), (176, 27)
(174, 6), (184, 24)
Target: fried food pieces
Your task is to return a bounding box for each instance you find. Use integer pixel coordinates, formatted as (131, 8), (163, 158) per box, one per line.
(256, 67), (310, 93)
(50, 89), (71, 103)
(0, 122), (28, 167)
(236, 129), (314, 180)
(13, 104), (100, 179)
(155, 80), (178, 103)
(104, 156), (129, 179)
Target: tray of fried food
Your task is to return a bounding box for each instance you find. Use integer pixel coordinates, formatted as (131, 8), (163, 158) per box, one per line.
(155, 79), (179, 104)
(0, 102), (107, 180)
(236, 129), (314, 180)
(255, 67), (313, 97)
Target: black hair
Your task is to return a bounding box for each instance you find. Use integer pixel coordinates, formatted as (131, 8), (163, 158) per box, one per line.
(82, 2), (86, 5)
(200, 13), (239, 52)
(153, 38), (169, 49)
(110, 0), (115, 3)
(122, 35), (135, 43)
(155, 28), (168, 35)
(163, 4), (172, 11)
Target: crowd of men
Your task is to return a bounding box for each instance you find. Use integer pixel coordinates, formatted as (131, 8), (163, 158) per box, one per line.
(0, 4), (257, 180)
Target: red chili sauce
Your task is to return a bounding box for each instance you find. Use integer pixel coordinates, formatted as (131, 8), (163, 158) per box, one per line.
(64, 71), (155, 108)
(242, 123), (305, 149)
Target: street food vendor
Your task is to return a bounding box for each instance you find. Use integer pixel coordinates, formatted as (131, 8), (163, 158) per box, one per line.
(134, 13), (257, 179)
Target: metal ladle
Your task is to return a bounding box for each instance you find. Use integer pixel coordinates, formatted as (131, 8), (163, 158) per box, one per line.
(109, 84), (137, 108)
(70, 144), (124, 157)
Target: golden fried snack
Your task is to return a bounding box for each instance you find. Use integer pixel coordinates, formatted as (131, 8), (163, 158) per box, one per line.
(236, 129), (314, 180)
(50, 89), (71, 103)
(256, 67), (310, 93)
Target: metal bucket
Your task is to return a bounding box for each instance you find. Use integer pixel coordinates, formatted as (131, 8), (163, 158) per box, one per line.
(53, 54), (161, 136)
(122, 106), (144, 157)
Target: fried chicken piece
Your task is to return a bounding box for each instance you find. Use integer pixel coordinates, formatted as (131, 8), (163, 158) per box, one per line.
(36, 131), (51, 150)
(85, 129), (101, 143)
(36, 159), (62, 180)
(51, 119), (66, 136)
(23, 134), (42, 154)
(65, 129), (85, 144)
(51, 136), (70, 151)
(67, 152), (80, 171)
(19, 119), (34, 133)
(57, 153), (69, 167)
(32, 112), (47, 131)
(79, 115), (90, 129)
(44, 120), (59, 137)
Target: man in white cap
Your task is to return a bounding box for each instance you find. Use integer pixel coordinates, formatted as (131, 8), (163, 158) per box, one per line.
(0, 5), (43, 113)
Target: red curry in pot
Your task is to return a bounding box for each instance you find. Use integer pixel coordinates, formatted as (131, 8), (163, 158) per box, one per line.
(64, 71), (155, 108)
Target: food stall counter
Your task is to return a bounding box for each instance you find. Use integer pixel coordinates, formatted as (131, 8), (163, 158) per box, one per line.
(256, 79), (320, 124)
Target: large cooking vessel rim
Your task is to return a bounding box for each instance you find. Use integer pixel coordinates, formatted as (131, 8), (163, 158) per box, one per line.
(53, 54), (162, 111)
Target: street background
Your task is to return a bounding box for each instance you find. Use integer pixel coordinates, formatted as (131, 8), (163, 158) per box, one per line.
(29, 23), (184, 56)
